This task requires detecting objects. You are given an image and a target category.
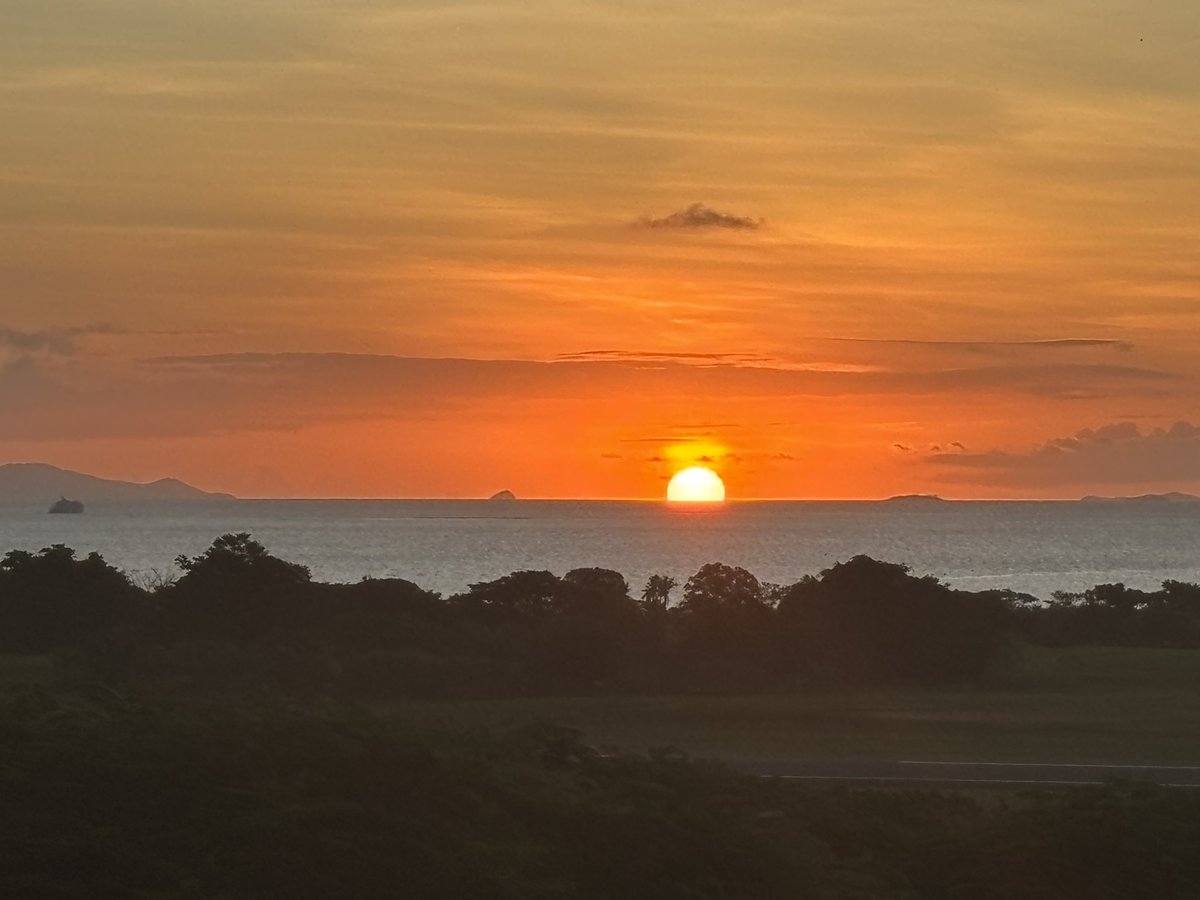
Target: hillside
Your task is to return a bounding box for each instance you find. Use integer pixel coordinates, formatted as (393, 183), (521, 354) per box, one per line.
(0, 463), (234, 504)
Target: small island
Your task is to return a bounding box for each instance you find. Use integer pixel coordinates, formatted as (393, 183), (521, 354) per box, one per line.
(48, 497), (84, 514)
(882, 493), (947, 503)
(488, 490), (517, 501)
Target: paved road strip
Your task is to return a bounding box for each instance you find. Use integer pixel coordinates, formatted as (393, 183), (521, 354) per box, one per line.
(900, 760), (1200, 771)
(729, 758), (1200, 787)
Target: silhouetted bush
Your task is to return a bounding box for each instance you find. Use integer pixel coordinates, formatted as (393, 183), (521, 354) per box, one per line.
(0, 690), (831, 899)
(777, 555), (1010, 684)
(165, 532), (313, 641)
(1014, 579), (1200, 647)
(0, 545), (145, 653)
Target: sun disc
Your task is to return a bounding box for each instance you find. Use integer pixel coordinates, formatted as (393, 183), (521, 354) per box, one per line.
(666, 466), (726, 503)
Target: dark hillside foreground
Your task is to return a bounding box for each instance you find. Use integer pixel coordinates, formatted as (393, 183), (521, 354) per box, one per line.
(4, 535), (1200, 897)
(3, 689), (1200, 900)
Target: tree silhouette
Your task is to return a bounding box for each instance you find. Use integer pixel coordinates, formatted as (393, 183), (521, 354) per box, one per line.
(563, 567), (631, 609)
(675, 563), (778, 689)
(174, 532), (310, 588)
(778, 555), (1007, 684)
(681, 563), (764, 613)
(457, 570), (561, 618)
(640, 574), (677, 611)
(0, 544), (142, 652)
(168, 533), (312, 640)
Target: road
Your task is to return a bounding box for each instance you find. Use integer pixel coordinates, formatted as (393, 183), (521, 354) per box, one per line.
(729, 758), (1200, 788)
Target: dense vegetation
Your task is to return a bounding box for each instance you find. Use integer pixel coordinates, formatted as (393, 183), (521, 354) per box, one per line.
(1012, 581), (1200, 647)
(4, 687), (1200, 900)
(2, 533), (1200, 697)
(5, 535), (1200, 898)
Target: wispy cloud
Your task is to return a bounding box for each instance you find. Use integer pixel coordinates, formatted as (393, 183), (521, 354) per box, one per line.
(635, 203), (762, 231)
(556, 349), (769, 365)
(927, 422), (1200, 488)
(827, 338), (1136, 355)
(0, 323), (114, 356)
(0, 351), (1180, 443)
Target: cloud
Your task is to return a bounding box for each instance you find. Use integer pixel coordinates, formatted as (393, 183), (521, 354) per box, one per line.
(891, 363), (1172, 400)
(0, 323), (114, 356)
(0, 350), (1180, 442)
(927, 421), (1200, 488)
(151, 353), (1173, 401)
(556, 349), (769, 365)
(829, 338), (1135, 354)
(635, 203), (762, 231)
(815, 338), (1141, 374)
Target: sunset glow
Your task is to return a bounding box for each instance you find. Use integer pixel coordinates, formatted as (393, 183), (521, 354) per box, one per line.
(3, 2), (1199, 499)
(667, 468), (726, 503)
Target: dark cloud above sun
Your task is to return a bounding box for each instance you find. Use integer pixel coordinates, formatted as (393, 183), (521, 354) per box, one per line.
(635, 203), (763, 231)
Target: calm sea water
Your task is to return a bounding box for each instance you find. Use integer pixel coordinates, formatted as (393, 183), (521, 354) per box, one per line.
(1, 499), (1198, 599)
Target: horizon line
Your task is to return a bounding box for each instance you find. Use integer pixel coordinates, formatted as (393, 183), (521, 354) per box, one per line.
(228, 494), (1180, 503)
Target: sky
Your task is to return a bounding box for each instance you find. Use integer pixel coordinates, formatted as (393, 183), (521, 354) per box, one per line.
(2, 0), (1199, 499)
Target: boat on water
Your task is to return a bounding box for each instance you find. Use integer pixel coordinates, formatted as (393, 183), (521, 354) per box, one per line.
(48, 497), (85, 514)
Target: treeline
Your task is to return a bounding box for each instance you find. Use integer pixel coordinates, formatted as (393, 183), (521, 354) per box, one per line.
(1012, 582), (1200, 647)
(2, 533), (1199, 696)
(4, 688), (1200, 900)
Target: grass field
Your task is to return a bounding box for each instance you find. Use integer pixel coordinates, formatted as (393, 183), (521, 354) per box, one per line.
(5, 645), (1198, 764)
(0, 654), (53, 686)
(396, 646), (1200, 764)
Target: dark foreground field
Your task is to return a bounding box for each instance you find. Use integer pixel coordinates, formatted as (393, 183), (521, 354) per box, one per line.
(13, 645), (1200, 765)
(4, 683), (1200, 900)
(394, 645), (1200, 766)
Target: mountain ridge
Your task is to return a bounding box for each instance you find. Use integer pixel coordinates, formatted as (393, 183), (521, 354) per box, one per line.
(0, 463), (235, 504)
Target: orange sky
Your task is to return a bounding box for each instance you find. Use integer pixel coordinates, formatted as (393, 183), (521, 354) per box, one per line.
(3, 1), (1199, 498)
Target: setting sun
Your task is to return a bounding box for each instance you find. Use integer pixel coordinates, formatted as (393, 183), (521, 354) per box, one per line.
(666, 467), (726, 503)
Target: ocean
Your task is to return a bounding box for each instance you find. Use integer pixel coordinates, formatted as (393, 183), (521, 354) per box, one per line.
(3, 498), (1199, 599)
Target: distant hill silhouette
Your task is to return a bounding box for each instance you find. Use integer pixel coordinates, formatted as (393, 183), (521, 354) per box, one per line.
(882, 494), (947, 503)
(1080, 492), (1200, 504)
(0, 463), (235, 504)
(488, 490), (517, 501)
